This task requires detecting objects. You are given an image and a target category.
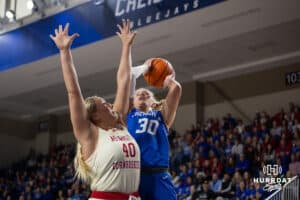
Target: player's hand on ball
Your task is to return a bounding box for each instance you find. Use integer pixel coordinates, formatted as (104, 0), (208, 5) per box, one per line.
(163, 60), (175, 88)
(116, 19), (137, 46)
(144, 58), (174, 88)
(163, 73), (175, 88)
(144, 58), (154, 72)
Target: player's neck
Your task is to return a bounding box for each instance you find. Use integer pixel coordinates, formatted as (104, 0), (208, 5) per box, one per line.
(98, 123), (123, 131)
(96, 116), (122, 131)
(137, 105), (150, 113)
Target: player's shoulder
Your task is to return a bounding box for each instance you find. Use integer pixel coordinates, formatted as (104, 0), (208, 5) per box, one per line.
(151, 108), (163, 116)
(127, 108), (141, 118)
(127, 107), (137, 112)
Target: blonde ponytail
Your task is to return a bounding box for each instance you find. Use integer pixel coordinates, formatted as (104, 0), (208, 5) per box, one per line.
(74, 142), (92, 184)
(151, 99), (165, 111)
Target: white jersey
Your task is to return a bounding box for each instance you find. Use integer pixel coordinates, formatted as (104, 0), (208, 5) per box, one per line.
(85, 127), (140, 194)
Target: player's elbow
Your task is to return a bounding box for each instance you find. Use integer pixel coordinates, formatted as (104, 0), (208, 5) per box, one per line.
(176, 82), (182, 92)
(172, 81), (182, 97)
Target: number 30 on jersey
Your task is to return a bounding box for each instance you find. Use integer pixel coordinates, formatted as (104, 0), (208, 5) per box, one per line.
(135, 118), (159, 135)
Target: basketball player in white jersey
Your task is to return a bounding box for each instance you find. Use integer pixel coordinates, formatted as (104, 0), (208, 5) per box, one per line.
(50, 20), (141, 200)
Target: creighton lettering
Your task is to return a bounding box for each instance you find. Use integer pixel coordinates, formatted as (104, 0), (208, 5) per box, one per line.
(133, 110), (157, 117)
(115, 0), (163, 17)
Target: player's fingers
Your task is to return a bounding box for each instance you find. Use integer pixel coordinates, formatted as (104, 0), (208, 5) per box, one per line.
(70, 33), (79, 41)
(117, 24), (122, 33)
(64, 23), (70, 34)
(49, 34), (55, 41)
(126, 19), (130, 32)
(130, 31), (137, 40)
(144, 58), (154, 67)
(163, 76), (172, 88)
(122, 19), (126, 30)
(59, 24), (63, 33)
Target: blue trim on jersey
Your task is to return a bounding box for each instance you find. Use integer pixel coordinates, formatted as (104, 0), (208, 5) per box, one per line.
(127, 108), (169, 168)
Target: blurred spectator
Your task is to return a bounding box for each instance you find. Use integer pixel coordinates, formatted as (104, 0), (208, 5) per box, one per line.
(193, 180), (215, 200)
(271, 120), (282, 139)
(236, 154), (249, 173)
(288, 153), (300, 176)
(264, 143), (276, 164)
(231, 137), (244, 157)
(235, 181), (250, 200)
(209, 173), (222, 193)
(225, 156), (236, 176)
(216, 173), (234, 199)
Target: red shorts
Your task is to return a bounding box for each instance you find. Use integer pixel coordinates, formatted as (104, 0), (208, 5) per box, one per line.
(90, 191), (139, 200)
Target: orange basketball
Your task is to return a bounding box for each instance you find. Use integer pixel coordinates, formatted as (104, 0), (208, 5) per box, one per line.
(143, 58), (173, 88)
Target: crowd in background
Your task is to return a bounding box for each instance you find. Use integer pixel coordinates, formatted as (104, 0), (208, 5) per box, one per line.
(0, 102), (299, 200)
(169, 102), (300, 200)
(0, 145), (89, 200)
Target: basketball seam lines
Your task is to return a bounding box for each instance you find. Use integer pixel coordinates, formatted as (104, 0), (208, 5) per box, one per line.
(153, 62), (168, 87)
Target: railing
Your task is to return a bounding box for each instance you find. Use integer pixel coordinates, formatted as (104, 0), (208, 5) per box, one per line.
(266, 176), (299, 200)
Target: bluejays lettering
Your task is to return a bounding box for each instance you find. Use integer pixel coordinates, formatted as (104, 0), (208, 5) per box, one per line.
(114, 0), (205, 29)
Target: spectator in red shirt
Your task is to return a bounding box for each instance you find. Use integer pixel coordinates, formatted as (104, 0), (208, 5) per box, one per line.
(276, 139), (292, 155)
(288, 153), (300, 176)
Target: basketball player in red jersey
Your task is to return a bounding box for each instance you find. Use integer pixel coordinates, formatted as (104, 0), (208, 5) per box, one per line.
(50, 20), (141, 200)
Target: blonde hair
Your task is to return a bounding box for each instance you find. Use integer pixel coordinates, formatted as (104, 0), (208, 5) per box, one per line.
(73, 96), (98, 183)
(135, 88), (165, 111)
(74, 143), (93, 184)
(84, 96), (98, 121)
(151, 99), (165, 111)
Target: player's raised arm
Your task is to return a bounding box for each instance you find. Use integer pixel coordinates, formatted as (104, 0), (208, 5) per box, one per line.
(50, 24), (94, 144)
(113, 19), (137, 118)
(162, 72), (182, 129)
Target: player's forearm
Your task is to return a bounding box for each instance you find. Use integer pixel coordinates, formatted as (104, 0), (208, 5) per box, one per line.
(60, 49), (82, 96)
(167, 80), (182, 100)
(163, 80), (182, 127)
(129, 73), (136, 98)
(117, 44), (132, 85)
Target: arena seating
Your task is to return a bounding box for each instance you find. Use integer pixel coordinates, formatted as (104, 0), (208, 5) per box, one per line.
(0, 103), (299, 200)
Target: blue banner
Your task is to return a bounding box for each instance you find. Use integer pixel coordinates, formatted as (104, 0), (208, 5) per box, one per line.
(0, 0), (225, 71)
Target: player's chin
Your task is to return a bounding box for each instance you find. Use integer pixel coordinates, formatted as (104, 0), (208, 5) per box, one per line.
(136, 102), (147, 108)
(138, 97), (146, 101)
(137, 100), (146, 105)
